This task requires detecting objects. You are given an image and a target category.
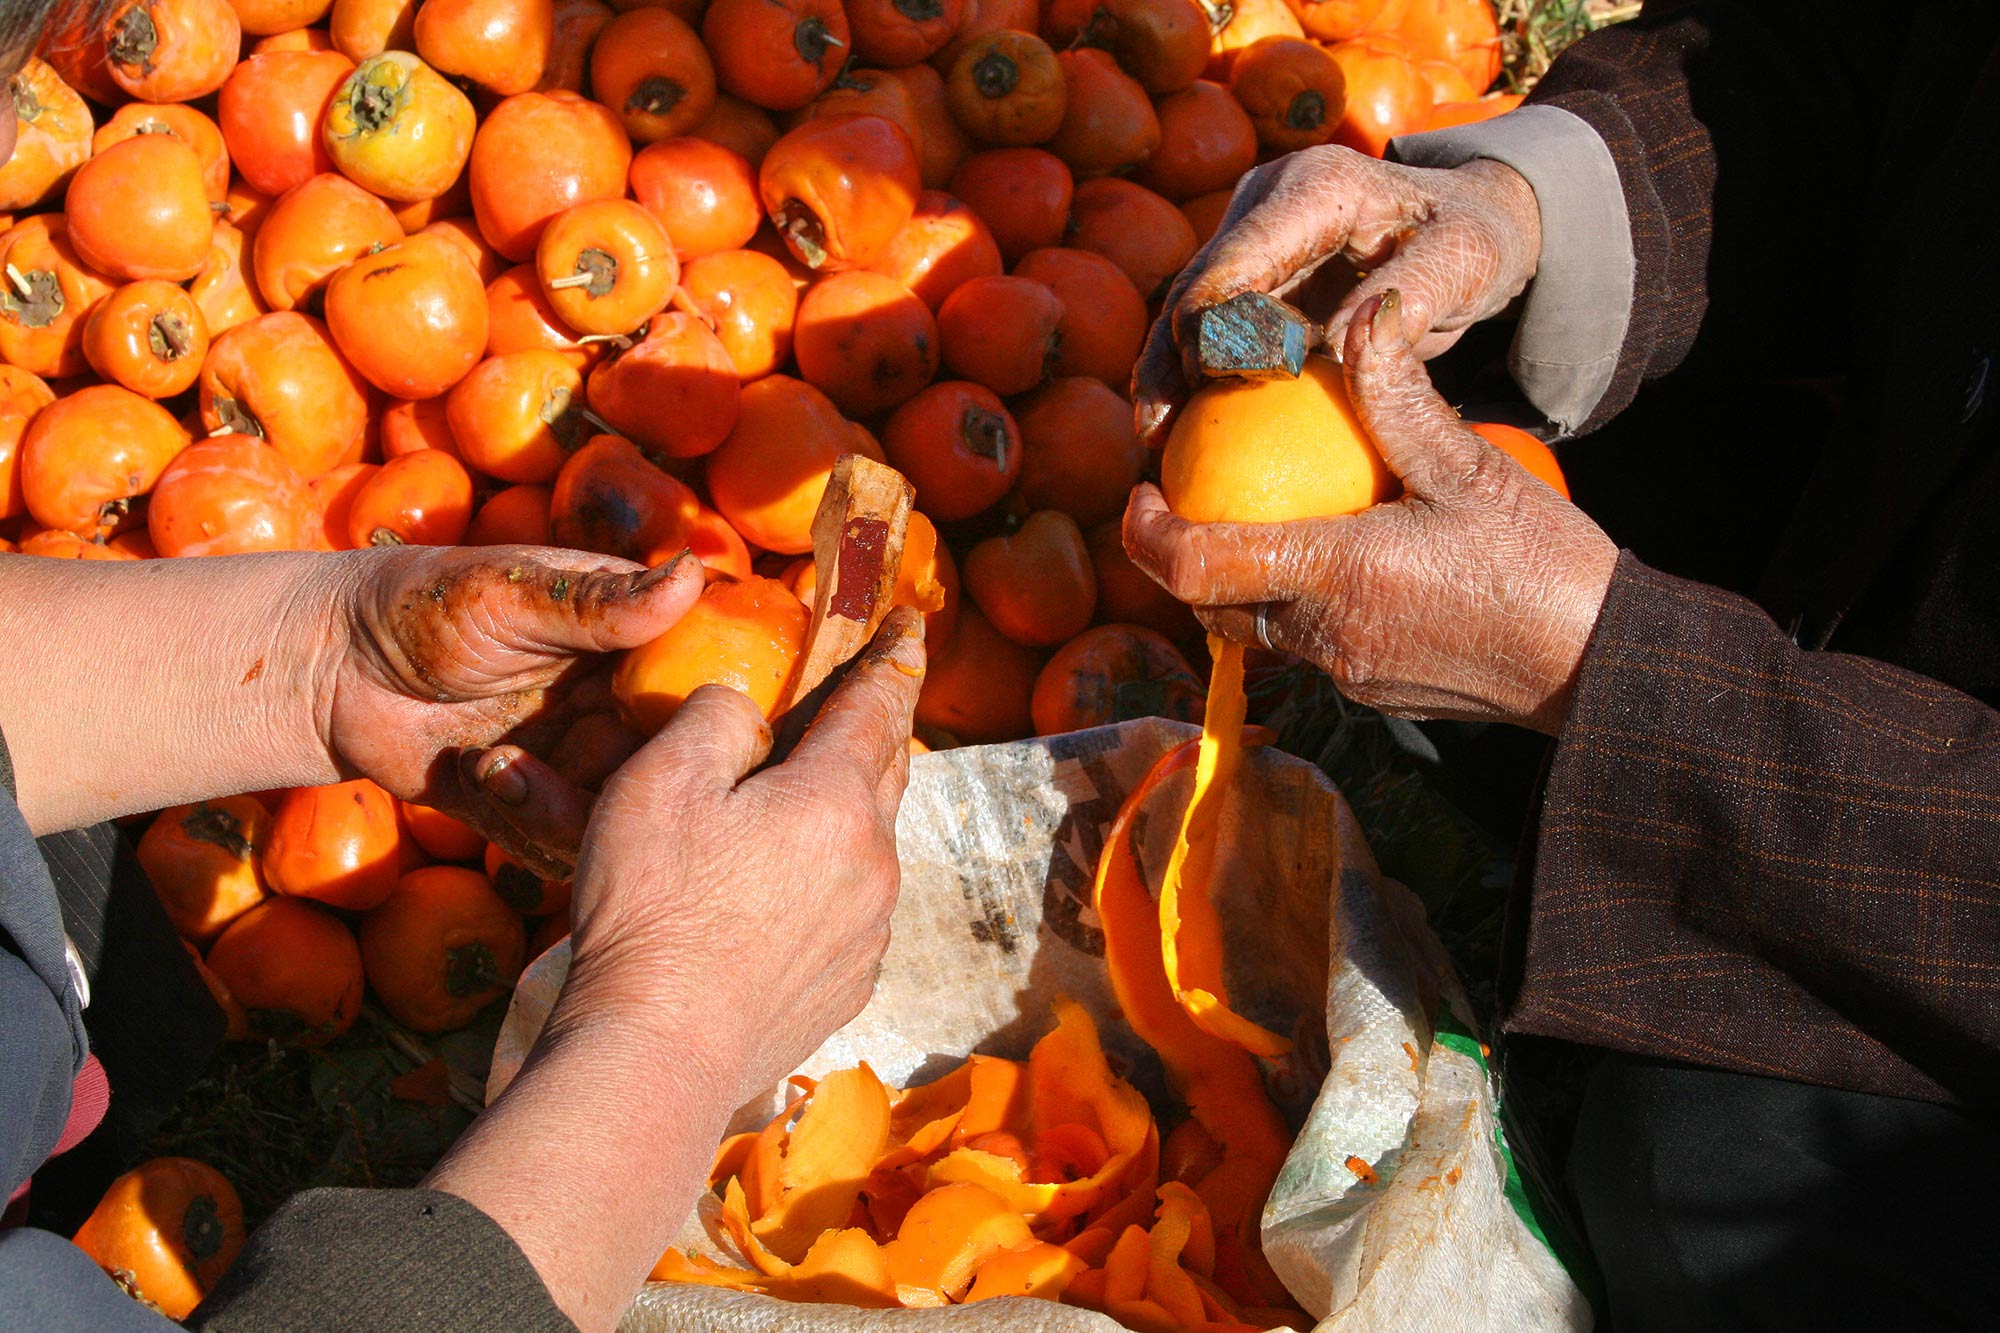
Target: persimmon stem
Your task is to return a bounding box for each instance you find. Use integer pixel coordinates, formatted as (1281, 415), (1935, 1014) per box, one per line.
(4, 263), (30, 299)
(547, 273), (597, 290)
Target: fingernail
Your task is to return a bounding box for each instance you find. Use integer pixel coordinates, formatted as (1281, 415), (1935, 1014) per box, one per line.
(1370, 289), (1404, 350)
(477, 752), (529, 806)
(631, 547), (695, 594)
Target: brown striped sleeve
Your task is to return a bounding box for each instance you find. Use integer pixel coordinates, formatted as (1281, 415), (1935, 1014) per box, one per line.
(1513, 552), (2000, 1104)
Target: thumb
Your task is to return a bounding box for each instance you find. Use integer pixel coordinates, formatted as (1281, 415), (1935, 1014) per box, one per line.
(623, 683), (776, 796)
(1341, 290), (1493, 498)
(781, 607), (926, 825)
(503, 549), (705, 656)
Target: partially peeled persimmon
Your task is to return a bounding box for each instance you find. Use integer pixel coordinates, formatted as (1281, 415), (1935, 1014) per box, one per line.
(613, 574), (809, 729)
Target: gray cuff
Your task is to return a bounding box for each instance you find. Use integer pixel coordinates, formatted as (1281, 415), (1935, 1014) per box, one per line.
(1389, 105), (1634, 436)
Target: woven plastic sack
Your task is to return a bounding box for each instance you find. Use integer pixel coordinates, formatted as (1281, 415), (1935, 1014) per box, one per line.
(491, 719), (1590, 1332)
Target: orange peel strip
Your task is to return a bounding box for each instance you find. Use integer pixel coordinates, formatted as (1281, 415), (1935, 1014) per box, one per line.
(763, 1227), (899, 1308)
(753, 1064), (893, 1262)
(963, 1240), (1088, 1303)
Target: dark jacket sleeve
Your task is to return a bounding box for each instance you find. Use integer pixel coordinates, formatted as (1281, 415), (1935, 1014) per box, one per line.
(1512, 552), (2000, 1104)
(190, 1188), (576, 1332)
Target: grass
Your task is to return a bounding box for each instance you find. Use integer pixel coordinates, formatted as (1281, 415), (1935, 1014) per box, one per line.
(1500, 0), (1639, 91)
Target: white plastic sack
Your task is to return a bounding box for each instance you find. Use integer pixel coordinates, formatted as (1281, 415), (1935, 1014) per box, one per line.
(491, 719), (1589, 1333)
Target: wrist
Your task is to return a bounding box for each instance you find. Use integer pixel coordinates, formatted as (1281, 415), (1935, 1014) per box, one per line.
(1458, 158), (1542, 284)
(1521, 532), (1619, 735)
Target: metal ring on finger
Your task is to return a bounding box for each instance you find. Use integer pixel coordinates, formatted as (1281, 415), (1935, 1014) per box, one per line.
(1254, 602), (1276, 652)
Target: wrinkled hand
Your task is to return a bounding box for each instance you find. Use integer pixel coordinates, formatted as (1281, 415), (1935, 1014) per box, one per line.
(1134, 148), (1541, 445)
(1124, 292), (1618, 735)
(322, 545), (703, 873)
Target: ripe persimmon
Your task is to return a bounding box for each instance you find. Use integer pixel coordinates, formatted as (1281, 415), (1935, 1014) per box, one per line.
(1327, 35), (1431, 156)
(1137, 79), (1258, 201)
(590, 7), (717, 143)
(64, 137), (214, 283)
(864, 189), (1003, 312)
(549, 432), (698, 562)
(1399, 0), (1500, 90)
(929, 0), (1038, 71)
(881, 379), (1020, 521)
(946, 30), (1066, 147)
(94, 102), (233, 204)
(1012, 375), (1145, 527)
(630, 137), (761, 259)
(469, 91), (632, 262)
(1085, 516), (1199, 639)
(216, 50), (355, 197)
(674, 248), (797, 380)
(1065, 177), (1195, 302)
(394, 801), (484, 863)
(802, 66), (927, 156)
(137, 796), (271, 945)
(15, 530), (151, 559)
(937, 274), (1062, 397)
(307, 460), (377, 549)
(0, 60), (92, 212)
(1047, 48), (1158, 179)
(1058, 0), (1210, 94)
(82, 280), (209, 399)
(148, 434), (315, 556)
(204, 896), (365, 1044)
(263, 779), (405, 910)
(465, 482), (555, 545)
(1204, 0), (1302, 78)
(187, 221), (265, 337)
(485, 263), (597, 367)
(1415, 57), (1474, 105)
(331, 0), (422, 59)
(20, 385), (188, 538)
(964, 508), (1097, 646)
(539, 0), (616, 92)
(252, 172), (402, 312)
(1286, 0), (1406, 43)
(706, 373), (878, 553)
(231, 0), (336, 34)
(761, 113), (922, 272)
(793, 270), (940, 417)
(1230, 36), (1346, 151)
(102, 0), (241, 103)
(0, 367), (56, 522)
(325, 235), (489, 398)
(586, 311), (741, 456)
(914, 602), (1040, 744)
(199, 312), (370, 477)
(690, 92), (782, 166)
(1012, 247), (1146, 389)
(381, 395), (460, 458)
(248, 26), (337, 52)
(884, 63), (972, 190)
(418, 216), (510, 286)
(415, 0), (554, 96)
(847, 0), (966, 67)
(361, 866), (527, 1032)
(1468, 420), (1571, 499)
(321, 52), (476, 202)
(536, 198), (679, 335)
(445, 348), (587, 482)
(946, 148), (1069, 266)
(613, 574), (809, 729)
(71, 1158), (246, 1322)
(701, 0), (848, 112)
(346, 448), (475, 546)
(1031, 623), (1204, 734)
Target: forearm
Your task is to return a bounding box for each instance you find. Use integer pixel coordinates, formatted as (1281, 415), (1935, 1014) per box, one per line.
(0, 554), (347, 834)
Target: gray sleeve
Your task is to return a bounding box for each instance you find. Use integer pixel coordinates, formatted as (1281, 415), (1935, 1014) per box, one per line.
(1388, 105), (1635, 436)
(0, 1227), (184, 1333)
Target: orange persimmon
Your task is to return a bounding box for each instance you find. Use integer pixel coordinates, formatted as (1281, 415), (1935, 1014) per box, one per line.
(945, 30), (1066, 147)
(590, 6), (717, 143)
(415, 0), (553, 96)
(1032, 623), (1204, 734)
(946, 148), (1069, 266)
(630, 137), (761, 260)
(345, 447), (475, 547)
(19, 385), (188, 538)
(361, 866), (528, 1032)
(137, 796), (271, 945)
(93, 102), (232, 204)
(1011, 247), (1146, 389)
(936, 274), (1062, 397)
(0, 60), (93, 212)
(148, 434), (315, 556)
(1136, 78), (1258, 202)
(881, 379), (1019, 522)
(445, 348), (587, 482)
(793, 270), (939, 417)
(325, 235), (489, 398)
(465, 482), (555, 545)
(761, 113), (922, 273)
(914, 602), (1040, 743)
(63, 136), (214, 283)
(321, 51), (477, 202)
(469, 90), (632, 262)
(203, 896), (365, 1044)
(863, 188), (1003, 312)
(199, 311), (370, 477)
(1327, 34), (1430, 156)
(82, 280), (209, 399)
(549, 432), (699, 563)
(586, 311), (741, 456)
(963, 508), (1096, 647)
(1012, 375), (1146, 528)
(1047, 47), (1158, 180)
(252, 171), (402, 312)
(262, 778), (406, 911)
(101, 0), (241, 103)
(675, 248), (798, 379)
(701, 0), (847, 112)
(706, 374), (882, 553)
(614, 574), (810, 728)
(72, 1158), (246, 1322)
(1065, 176), (1196, 303)
(535, 197), (679, 335)
(1231, 35), (1347, 151)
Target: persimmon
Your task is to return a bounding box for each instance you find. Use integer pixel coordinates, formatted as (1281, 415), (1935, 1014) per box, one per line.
(936, 274), (1061, 397)
(224, 180), (272, 234)
(1202, 0), (1302, 79)
(1399, 0), (1500, 90)
(187, 220), (265, 336)
(1230, 36), (1344, 152)
(1012, 247), (1146, 389)
(321, 52), (476, 203)
(1033, 622), (1204, 733)
(864, 189), (1003, 312)
(761, 113), (921, 273)
(895, 509), (959, 647)
(465, 482), (554, 544)
(102, 0), (241, 102)
(1137, 79), (1258, 201)
(674, 248), (797, 380)
(1047, 48), (1158, 179)
(0, 367), (55, 522)
(929, 0), (1036, 71)
(361, 866), (527, 1032)
(331, 0), (421, 58)
(485, 263), (597, 367)
(446, 349), (587, 482)
(614, 574), (809, 729)
(416, 0), (554, 95)
(549, 433), (698, 563)
(691, 93), (782, 166)
(325, 235), (488, 398)
(231, 0), (336, 34)
(20, 386), (188, 538)
(15, 529), (150, 559)
(200, 312), (371, 476)
(631, 138), (761, 260)
(706, 374), (878, 553)
(71, 1158), (246, 1321)
(964, 508), (1096, 646)
(1327, 35), (1430, 156)
(388, 170), (472, 230)
(1164, 352), (1394, 522)
(148, 434), (315, 556)
(1469, 420), (1570, 499)
(346, 447), (474, 546)
(1420, 91), (1522, 132)
(1285, 0), (1405, 42)
(1085, 519), (1197, 640)
(847, 0), (964, 66)
(1012, 375), (1144, 527)
(1058, 0), (1209, 95)
(0, 60), (92, 212)
(793, 270), (939, 416)
(536, 198), (679, 336)
(64, 137), (214, 283)
(914, 602), (1039, 743)
(249, 26), (337, 51)
(586, 311), (740, 456)
(946, 30), (1065, 147)
(883, 64), (971, 190)
(1065, 177), (1195, 302)
(137, 797), (270, 945)
(308, 460), (377, 548)
(1415, 57), (1474, 105)
(93, 102), (232, 204)
(82, 280), (209, 399)
(38, 5), (123, 105)
(799, 68), (925, 169)
(881, 379), (1019, 521)
(701, 0), (848, 112)
(574, 24), (707, 147)
(381, 395), (460, 457)
(688, 503), (753, 579)
(263, 778), (405, 910)
(485, 842), (572, 916)
(252, 172), (401, 312)
(947, 148), (1069, 266)
(204, 896), (365, 1044)
(216, 50), (353, 197)
(469, 91), (632, 262)
(538, 0), (616, 92)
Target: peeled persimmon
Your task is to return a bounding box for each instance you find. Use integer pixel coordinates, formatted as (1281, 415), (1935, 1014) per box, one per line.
(325, 234), (489, 398)
(1013, 376), (1146, 528)
(361, 866), (527, 1032)
(707, 374), (881, 553)
(946, 149), (1069, 266)
(863, 189), (1003, 312)
(881, 379), (1019, 522)
(1011, 247), (1146, 389)
(1031, 623), (1204, 734)
(1287, 0), (1406, 42)
(936, 274), (1062, 397)
(586, 311), (741, 457)
(1399, 0), (1501, 91)
(963, 509), (1097, 647)
(630, 137), (761, 259)
(613, 575), (810, 729)
(1469, 420), (1570, 499)
(148, 435), (315, 556)
(675, 248), (797, 379)
(793, 270), (940, 417)
(761, 114), (922, 273)
(204, 896), (365, 1044)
